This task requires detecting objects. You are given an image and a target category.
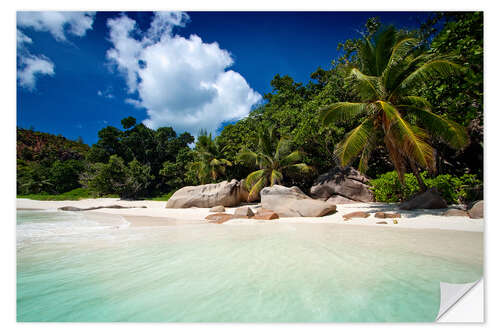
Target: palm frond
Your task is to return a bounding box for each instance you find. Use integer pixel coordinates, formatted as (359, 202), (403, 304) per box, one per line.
(378, 101), (435, 170)
(374, 26), (396, 75)
(404, 106), (470, 149)
(334, 118), (374, 167)
(236, 150), (258, 166)
(397, 59), (463, 93)
(283, 163), (313, 174)
(280, 150), (303, 166)
(358, 132), (378, 174)
(397, 96), (432, 110)
(358, 36), (376, 75)
(382, 37), (421, 90)
(270, 169), (283, 185)
(219, 158), (232, 167)
(245, 169), (266, 190)
(274, 137), (292, 160)
(346, 68), (382, 101)
(320, 102), (369, 125)
(248, 175), (268, 202)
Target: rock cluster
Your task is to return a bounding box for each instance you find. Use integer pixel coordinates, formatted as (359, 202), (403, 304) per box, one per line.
(205, 207), (279, 224)
(310, 167), (374, 204)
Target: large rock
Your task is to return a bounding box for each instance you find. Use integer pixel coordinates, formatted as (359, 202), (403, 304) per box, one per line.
(399, 188), (447, 210)
(468, 201), (483, 219)
(260, 185), (337, 217)
(310, 167), (374, 203)
(166, 179), (247, 208)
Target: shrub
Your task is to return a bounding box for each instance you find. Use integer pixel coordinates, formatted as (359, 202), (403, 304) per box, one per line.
(83, 155), (154, 199)
(370, 171), (482, 204)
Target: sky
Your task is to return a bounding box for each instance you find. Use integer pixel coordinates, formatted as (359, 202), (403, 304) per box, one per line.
(16, 11), (434, 145)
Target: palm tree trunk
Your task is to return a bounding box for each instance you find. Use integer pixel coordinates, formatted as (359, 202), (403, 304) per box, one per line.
(409, 160), (427, 192)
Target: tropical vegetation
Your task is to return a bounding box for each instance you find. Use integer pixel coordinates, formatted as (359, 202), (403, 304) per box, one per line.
(237, 127), (312, 201)
(17, 13), (483, 202)
(321, 25), (469, 191)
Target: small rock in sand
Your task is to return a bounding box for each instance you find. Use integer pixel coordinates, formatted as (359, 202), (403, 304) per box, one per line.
(252, 211), (279, 220)
(443, 209), (469, 217)
(374, 212), (401, 219)
(209, 205), (226, 213)
(376, 221), (388, 224)
(234, 206), (255, 217)
(342, 211), (370, 220)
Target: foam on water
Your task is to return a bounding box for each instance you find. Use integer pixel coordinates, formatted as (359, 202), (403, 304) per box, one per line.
(17, 210), (483, 322)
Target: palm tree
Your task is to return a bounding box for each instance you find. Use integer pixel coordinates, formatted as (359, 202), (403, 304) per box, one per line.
(321, 26), (469, 191)
(237, 127), (312, 201)
(189, 131), (232, 184)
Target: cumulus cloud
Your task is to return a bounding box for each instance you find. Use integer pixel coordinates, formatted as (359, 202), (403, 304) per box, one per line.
(16, 11), (96, 90)
(17, 11), (95, 41)
(106, 12), (261, 135)
(17, 55), (55, 90)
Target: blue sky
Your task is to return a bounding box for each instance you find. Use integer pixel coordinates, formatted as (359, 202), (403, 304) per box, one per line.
(17, 11), (433, 144)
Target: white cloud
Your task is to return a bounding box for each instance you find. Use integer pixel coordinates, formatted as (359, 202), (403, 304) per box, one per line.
(16, 11), (95, 91)
(17, 11), (95, 41)
(17, 29), (32, 48)
(17, 55), (55, 90)
(97, 88), (114, 99)
(106, 12), (261, 135)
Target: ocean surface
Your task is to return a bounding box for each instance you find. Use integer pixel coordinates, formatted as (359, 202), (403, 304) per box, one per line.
(17, 210), (483, 322)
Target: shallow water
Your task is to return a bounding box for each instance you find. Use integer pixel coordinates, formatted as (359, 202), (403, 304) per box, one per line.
(17, 210), (483, 322)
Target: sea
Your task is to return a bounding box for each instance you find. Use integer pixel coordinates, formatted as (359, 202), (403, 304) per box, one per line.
(16, 210), (483, 322)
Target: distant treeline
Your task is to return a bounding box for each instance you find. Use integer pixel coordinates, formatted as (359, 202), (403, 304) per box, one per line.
(17, 13), (483, 200)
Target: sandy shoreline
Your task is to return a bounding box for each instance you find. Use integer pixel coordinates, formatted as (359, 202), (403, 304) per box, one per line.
(16, 198), (484, 232)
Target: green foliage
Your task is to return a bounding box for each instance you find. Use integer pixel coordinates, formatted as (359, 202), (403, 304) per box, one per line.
(17, 128), (89, 195)
(17, 188), (119, 201)
(123, 159), (154, 199)
(147, 190), (177, 201)
(85, 118), (194, 194)
(188, 131), (232, 184)
(322, 24), (469, 189)
(237, 127), (312, 201)
(370, 171), (482, 204)
(419, 12), (483, 177)
(83, 155), (154, 199)
(49, 160), (85, 194)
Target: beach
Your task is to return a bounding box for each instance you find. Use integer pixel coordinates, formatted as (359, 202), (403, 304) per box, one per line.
(16, 198), (484, 232)
(16, 198), (484, 322)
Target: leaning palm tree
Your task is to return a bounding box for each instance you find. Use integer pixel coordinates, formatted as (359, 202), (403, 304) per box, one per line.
(237, 127), (312, 201)
(321, 26), (469, 191)
(189, 131), (232, 184)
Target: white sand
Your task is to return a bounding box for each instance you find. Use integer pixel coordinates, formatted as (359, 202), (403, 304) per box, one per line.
(16, 198), (484, 232)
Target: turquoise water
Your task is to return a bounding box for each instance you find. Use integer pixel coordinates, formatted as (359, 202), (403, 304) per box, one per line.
(17, 210), (483, 322)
